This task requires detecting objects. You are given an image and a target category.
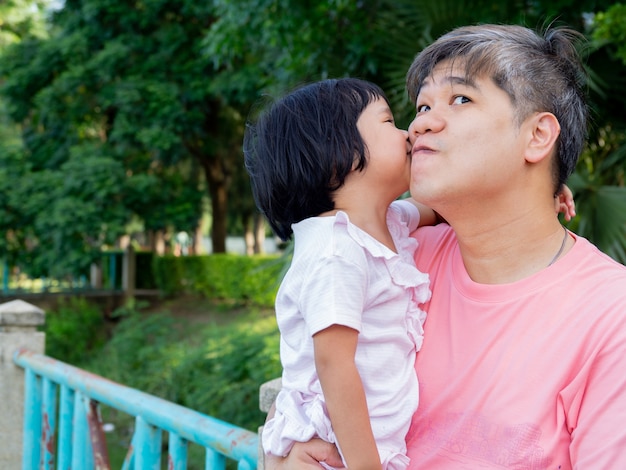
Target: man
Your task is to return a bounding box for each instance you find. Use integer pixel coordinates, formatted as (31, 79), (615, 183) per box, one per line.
(270, 24), (626, 469)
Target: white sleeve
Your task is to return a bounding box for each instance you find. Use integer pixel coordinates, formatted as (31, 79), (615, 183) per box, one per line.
(390, 199), (421, 232)
(299, 254), (367, 336)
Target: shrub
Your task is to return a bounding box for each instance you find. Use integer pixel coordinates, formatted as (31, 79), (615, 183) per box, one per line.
(86, 301), (281, 432)
(152, 254), (285, 306)
(135, 251), (157, 289)
(43, 297), (107, 364)
(170, 314), (281, 430)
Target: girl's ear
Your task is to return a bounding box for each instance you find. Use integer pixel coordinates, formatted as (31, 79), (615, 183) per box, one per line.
(351, 153), (366, 172)
(525, 112), (560, 163)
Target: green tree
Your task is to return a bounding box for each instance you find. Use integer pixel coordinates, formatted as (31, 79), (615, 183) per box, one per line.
(204, 0), (387, 102)
(3, 0), (625, 277)
(569, 2), (626, 261)
(0, 0), (51, 48)
(594, 3), (626, 60)
(0, 0), (242, 278)
(203, 0), (393, 252)
(0, 0), (52, 272)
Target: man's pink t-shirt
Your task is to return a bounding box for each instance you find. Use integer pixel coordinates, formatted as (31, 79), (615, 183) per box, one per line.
(406, 224), (626, 469)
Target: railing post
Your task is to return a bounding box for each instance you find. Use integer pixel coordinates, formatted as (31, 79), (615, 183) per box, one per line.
(0, 299), (46, 469)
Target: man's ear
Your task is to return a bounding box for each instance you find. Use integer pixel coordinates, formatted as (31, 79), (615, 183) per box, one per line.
(525, 112), (560, 163)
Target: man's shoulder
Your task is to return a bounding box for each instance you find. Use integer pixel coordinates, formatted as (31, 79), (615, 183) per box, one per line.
(569, 235), (626, 314)
(573, 234), (626, 277)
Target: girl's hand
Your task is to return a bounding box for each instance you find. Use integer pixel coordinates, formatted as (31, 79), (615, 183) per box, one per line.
(556, 184), (576, 222)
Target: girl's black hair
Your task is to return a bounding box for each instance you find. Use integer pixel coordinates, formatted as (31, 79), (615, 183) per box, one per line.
(244, 78), (388, 240)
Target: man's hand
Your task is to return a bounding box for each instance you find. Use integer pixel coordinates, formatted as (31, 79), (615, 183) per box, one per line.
(264, 439), (345, 470)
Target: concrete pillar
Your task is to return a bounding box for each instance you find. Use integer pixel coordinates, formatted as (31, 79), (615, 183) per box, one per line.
(0, 300), (45, 469)
(258, 377), (282, 470)
(90, 262), (103, 289)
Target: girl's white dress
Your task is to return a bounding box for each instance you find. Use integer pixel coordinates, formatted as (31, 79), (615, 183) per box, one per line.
(262, 200), (431, 470)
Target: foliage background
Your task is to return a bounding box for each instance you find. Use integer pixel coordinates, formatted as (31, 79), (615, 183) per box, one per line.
(1, 0), (626, 279)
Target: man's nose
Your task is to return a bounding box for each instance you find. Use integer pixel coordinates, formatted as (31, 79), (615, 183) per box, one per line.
(408, 111), (444, 141)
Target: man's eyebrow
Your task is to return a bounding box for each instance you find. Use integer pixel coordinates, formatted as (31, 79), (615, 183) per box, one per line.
(420, 74), (479, 91)
(445, 75), (478, 89)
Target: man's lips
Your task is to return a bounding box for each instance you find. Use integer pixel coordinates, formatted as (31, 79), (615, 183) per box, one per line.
(411, 144), (436, 157)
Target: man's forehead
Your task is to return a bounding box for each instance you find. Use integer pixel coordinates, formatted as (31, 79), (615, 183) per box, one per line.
(419, 61), (481, 92)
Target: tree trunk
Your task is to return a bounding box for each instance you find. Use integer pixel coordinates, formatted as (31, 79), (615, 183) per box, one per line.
(209, 181), (228, 253)
(186, 98), (240, 254)
(193, 224), (204, 255)
(155, 230), (166, 255)
(242, 213), (253, 255)
(195, 150), (230, 254)
(254, 213), (266, 254)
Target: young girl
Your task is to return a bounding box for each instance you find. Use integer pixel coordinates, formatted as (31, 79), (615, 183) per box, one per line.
(244, 78), (433, 470)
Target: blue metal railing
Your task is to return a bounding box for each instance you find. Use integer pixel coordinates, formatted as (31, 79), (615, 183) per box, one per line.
(13, 348), (258, 469)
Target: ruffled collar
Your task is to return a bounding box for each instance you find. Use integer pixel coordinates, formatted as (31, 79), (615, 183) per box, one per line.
(332, 210), (430, 301)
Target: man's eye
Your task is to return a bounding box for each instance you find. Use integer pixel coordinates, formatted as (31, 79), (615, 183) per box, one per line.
(416, 104), (430, 113)
(453, 95), (470, 105)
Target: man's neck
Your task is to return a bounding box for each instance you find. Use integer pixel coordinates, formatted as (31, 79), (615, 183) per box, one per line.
(451, 211), (573, 284)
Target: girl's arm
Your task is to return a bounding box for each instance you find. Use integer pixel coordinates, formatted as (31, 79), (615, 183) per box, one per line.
(313, 325), (382, 470)
(555, 184), (576, 221)
(402, 198), (441, 227)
